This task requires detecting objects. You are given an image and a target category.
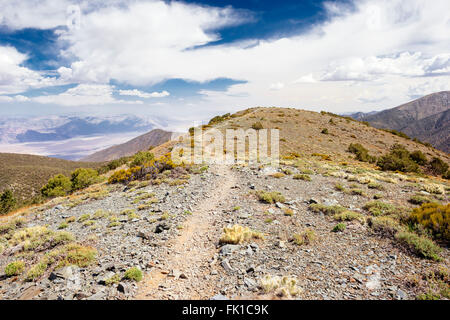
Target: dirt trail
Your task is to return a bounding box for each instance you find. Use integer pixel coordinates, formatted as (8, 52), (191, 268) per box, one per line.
(135, 164), (236, 299)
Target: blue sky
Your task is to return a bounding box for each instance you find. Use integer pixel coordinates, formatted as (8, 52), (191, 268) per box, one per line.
(0, 0), (449, 120)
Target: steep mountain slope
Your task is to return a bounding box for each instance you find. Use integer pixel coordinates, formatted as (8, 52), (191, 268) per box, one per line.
(355, 92), (449, 152)
(0, 153), (101, 202)
(81, 129), (174, 162)
(201, 107), (449, 163)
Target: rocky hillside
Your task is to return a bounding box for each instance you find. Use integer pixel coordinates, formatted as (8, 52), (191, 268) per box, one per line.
(354, 92), (450, 152)
(81, 129), (174, 162)
(0, 107), (448, 301)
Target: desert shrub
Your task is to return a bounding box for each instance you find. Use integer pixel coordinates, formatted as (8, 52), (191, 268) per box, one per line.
(377, 144), (420, 173)
(347, 143), (376, 163)
(408, 195), (433, 205)
(332, 223), (346, 232)
(219, 224), (264, 244)
(25, 261), (48, 281)
(105, 273), (121, 285)
(260, 275), (300, 297)
(368, 216), (402, 236)
(9, 226), (73, 252)
(0, 189), (16, 214)
(443, 170), (450, 180)
(283, 208), (294, 216)
(58, 222), (68, 229)
(130, 151), (154, 167)
(293, 228), (316, 245)
(256, 190), (285, 204)
(97, 156), (130, 174)
(410, 203), (449, 241)
(251, 122), (264, 130)
(311, 153), (331, 161)
(333, 211), (365, 223)
(271, 172), (285, 178)
(334, 183), (345, 191)
(124, 267), (143, 282)
(293, 174), (311, 181)
(363, 200), (396, 216)
(321, 128), (329, 134)
(108, 169), (132, 184)
(208, 113), (231, 125)
(395, 231), (442, 261)
(310, 203), (346, 215)
(428, 157), (449, 176)
(5, 261), (25, 277)
(41, 174), (72, 197)
(421, 183), (445, 194)
(71, 168), (100, 191)
(368, 182), (384, 190)
(410, 150), (428, 165)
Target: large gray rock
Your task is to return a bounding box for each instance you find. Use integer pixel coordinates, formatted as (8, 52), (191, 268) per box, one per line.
(220, 244), (240, 255)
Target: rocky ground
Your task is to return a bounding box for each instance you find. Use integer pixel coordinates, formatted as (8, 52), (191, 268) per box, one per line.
(0, 159), (448, 300)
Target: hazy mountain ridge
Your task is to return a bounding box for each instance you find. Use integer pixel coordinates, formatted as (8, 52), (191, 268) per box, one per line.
(81, 129), (175, 162)
(0, 115), (171, 160)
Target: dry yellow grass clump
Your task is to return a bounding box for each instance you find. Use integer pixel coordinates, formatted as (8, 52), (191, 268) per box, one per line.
(219, 224), (264, 244)
(260, 275), (301, 297)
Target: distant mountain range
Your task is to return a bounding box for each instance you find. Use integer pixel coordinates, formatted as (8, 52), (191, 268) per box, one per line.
(15, 117), (154, 143)
(81, 129), (174, 162)
(0, 115), (170, 160)
(349, 91), (449, 153)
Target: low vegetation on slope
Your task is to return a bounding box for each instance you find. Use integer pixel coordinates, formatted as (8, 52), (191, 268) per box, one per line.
(0, 153), (103, 215)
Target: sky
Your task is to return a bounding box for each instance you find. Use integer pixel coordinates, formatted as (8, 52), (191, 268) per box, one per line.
(0, 0), (449, 122)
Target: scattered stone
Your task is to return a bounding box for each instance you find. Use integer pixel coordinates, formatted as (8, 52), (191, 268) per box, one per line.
(221, 260), (233, 272)
(220, 244), (240, 255)
(396, 289), (408, 300)
(117, 283), (130, 295)
(210, 294), (229, 300)
(244, 277), (257, 288)
(155, 223), (170, 233)
(137, 231), (151, 240)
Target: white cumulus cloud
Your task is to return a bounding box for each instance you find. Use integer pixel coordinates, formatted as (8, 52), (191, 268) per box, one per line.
(118, 89), (170, 98)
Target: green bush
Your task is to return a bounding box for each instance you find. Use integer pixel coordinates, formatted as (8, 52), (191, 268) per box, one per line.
(321, 128), (329, 134)
(377, 144), (420, 173)
(0, 189), (16, 214)
(332, 223), (346, 232)
(256, 190), (285, 204)
(130, 151), (154, 167)
(395, 231), (442, 261)
(347, 143), (376, 163)
(293, 174), (311, 181)
(5, 261), (25, 277)
(71, 168), (100, 191)
(97, 156), (131, 174)
(363, 200), (396, 216)
(410, 150), (428, 165)
(428, 157), (449, 176)
(208, 113), (231, 125)
(124, 267), (143, 282)
(251, 122), (264, 130)
(408, 195), (432, 205)
(41, 174), (72, 197)
(443, 170), (450, 180)
(410, 203), (449, 241)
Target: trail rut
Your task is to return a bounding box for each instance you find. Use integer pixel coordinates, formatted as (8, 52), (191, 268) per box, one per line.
(135, 164), (236, 299)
